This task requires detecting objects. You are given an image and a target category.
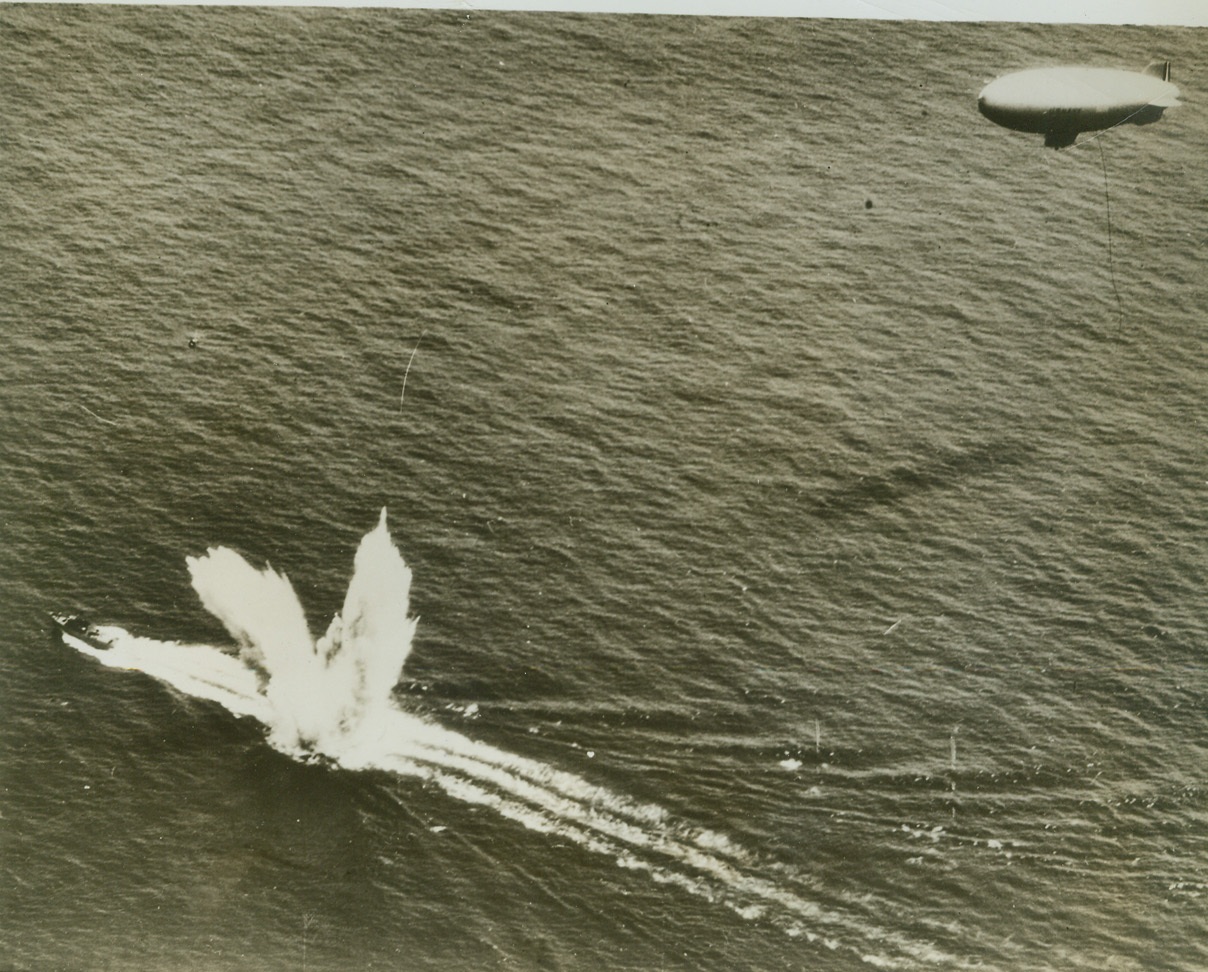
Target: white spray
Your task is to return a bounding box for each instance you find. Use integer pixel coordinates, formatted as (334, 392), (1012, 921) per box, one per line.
(69, 510), (947, 968)
(186, 508), (416, 754)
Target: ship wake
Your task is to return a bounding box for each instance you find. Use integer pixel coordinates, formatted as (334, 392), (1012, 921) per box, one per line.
(66, 509), (950, 969)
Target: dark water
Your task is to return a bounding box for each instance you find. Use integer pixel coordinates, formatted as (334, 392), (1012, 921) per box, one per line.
(2, 7), (1207, 970)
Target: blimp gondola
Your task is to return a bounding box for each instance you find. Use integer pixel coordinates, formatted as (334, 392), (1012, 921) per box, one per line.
(978, 61), (1180, 148)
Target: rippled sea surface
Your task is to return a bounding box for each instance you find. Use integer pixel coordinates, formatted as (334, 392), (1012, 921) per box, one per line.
(2, 7), (1206, 971)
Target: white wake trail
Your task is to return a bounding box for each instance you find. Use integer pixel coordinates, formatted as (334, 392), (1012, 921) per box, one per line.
(60, 509), (950, 969)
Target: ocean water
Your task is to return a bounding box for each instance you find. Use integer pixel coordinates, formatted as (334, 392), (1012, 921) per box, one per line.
(2, 7), (1206, 971)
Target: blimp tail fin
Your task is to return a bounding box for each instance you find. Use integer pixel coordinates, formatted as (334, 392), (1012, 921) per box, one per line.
(1144, 60), (1171, 82)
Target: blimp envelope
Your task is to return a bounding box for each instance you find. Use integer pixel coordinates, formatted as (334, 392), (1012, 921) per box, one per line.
(978, 63), (1181, 147)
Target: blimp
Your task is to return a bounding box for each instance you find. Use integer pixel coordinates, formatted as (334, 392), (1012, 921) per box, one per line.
(978, 61), (1180, 148)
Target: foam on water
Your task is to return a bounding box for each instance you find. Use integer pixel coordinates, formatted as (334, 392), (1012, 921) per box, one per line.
(74, 627), (272, 722)
(67, 511), (954, 969)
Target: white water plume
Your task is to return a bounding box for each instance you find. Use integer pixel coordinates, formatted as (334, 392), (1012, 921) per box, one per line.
(64, 510), (949, 969)
(185, 508), (416, 753)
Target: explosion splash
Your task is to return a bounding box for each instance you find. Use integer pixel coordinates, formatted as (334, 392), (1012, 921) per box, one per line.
(185, 509), (416, 754)
(61, 510), (950, 969)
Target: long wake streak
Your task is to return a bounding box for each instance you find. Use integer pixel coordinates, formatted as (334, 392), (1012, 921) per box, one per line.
(67, 510), (951, 969)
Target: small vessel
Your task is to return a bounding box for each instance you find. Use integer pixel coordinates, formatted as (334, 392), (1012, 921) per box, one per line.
(50, 612), (114, 652)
